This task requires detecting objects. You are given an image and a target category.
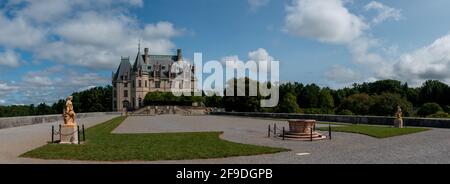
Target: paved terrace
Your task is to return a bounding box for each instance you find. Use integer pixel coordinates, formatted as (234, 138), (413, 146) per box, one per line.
(1, 115), (449, 164)
(0, 115), (119, 164)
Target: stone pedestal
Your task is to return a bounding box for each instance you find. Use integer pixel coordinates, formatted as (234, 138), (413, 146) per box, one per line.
(60, 125), (78, 144)
(394, 119), (403, 128)
(283, 119), (326, 141)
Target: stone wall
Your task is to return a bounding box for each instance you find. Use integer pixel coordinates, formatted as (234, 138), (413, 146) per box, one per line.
(0, 112), (121, 129)
(211, 112), (450, 128)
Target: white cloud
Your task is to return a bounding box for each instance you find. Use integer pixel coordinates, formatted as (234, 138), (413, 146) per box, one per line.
(284, 0), (367, 44)
(284, 0), (406, 85)
(248, 0), (270, 11)
(365, 1), (402, 25)
(325, 65), (361, 83)
(0, 0), (182, 70)
(0, 14), (46, 48)
(0, 82), (19, 92)
(0, 50), (22, 67)
(0, 82), (19, 104)
(394, 34), (450, 86)
(14, 65), (110, 104)
(144, 21), (183, 39)
(248, 48), (274, 62)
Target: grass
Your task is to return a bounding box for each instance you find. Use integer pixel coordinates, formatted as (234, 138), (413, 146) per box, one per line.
(21, 116), (287, 161)
(317, 124), (430, 138)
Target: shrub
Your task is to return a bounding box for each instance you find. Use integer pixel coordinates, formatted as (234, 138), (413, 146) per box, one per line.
(303, 108), (327, 114)
(417, 103), (443, 117)
(426, 111), (450, 119)
(338, 109), (354, 115)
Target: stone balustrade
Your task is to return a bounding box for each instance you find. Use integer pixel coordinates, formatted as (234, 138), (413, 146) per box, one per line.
(211, 112), (450, 128)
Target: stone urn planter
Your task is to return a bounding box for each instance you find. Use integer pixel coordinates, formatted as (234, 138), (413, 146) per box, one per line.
(283, 119), (326, 141)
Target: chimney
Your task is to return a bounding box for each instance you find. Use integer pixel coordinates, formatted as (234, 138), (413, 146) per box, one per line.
(144, 48), (149, 64)
(177, 48), (183, 64)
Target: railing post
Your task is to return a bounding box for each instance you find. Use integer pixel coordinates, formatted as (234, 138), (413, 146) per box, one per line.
(77, 125), (80, 145)
(51, 125), (54, 143)
(329, 124), (332, 140)
(310, 128), (313, 142)
(282, 127), (285, 140)
(274, 124), (277, 136)
(82, 124), (86, 141)
(59, 124), (61, 141)
(268, 125), (270, 138)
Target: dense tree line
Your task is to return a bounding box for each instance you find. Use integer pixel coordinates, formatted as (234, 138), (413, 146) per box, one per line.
(0, 86), (112, 118)
(2, 79), (450, 118)
(219, 78), (450, 118)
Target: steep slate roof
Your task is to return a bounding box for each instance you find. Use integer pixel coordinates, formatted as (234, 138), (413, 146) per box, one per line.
(132, 52), (179, 78)
(113, 57), (132, 81)
(133, 50), (147, 73)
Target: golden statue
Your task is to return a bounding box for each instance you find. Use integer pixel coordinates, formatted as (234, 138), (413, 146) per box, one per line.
(63, 96), (76, 126)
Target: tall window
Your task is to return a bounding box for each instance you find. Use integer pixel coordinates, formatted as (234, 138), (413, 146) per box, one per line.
(132, 81), (135, 88)
(124, 90), (128, 98)
(145, 80), (148, 88)
(138, 80), (142, 87)
(124, 83), (128, 88)
(155, 81), (160, 88)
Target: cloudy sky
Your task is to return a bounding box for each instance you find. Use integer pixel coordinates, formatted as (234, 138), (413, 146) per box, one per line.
(1, 0), (450, 105)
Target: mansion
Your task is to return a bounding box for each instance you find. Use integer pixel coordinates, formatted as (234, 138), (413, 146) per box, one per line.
(112, 48), (197, 111)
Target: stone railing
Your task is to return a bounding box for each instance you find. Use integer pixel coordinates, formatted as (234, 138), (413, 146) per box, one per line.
(0, 112), (122, 129)
(210, 112), (450, 128)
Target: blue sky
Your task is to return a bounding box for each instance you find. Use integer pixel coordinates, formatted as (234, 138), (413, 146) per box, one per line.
(1, 0), (450, 105)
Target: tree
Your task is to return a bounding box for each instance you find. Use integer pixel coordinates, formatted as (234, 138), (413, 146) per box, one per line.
(204, 94), (223, 108)
(52, 99), (66, 114)
(144, 92), (164, 105)
(337, 93), (372, 115)
(277, 92), (301, 113)
(369, 93), (413, 117)
(417, 103), (443, 117)
(419, 80), (449, 106)
(299, 84), (320, 108)
(223, 78), (262, 112)
(318, 89), (334, 113)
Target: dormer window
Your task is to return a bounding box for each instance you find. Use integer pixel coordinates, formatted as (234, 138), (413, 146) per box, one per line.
(148, 66), (152, 70)
(162, 65), (166, 71)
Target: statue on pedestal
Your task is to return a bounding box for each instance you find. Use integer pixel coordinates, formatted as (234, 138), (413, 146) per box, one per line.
(63, 96), (76, 126)
(60, 96), (78, 144)
(394, 105), (404, 128)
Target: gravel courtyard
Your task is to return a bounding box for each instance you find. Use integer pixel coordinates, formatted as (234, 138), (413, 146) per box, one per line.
(1, 115), (449, 164)
(114, 115), (450, 164)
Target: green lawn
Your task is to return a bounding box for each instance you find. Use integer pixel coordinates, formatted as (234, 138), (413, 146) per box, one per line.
(21, 116), (287, 161)
(317, 124), (430, 138)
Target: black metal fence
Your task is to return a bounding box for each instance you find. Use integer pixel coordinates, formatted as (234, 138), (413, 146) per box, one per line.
(51, 124), (86, 144)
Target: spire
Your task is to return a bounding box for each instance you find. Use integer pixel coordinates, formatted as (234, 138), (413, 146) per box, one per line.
(138, 40), (141, 52)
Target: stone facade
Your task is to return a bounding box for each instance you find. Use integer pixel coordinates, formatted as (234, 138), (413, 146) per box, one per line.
(112, 48), (197, 111)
